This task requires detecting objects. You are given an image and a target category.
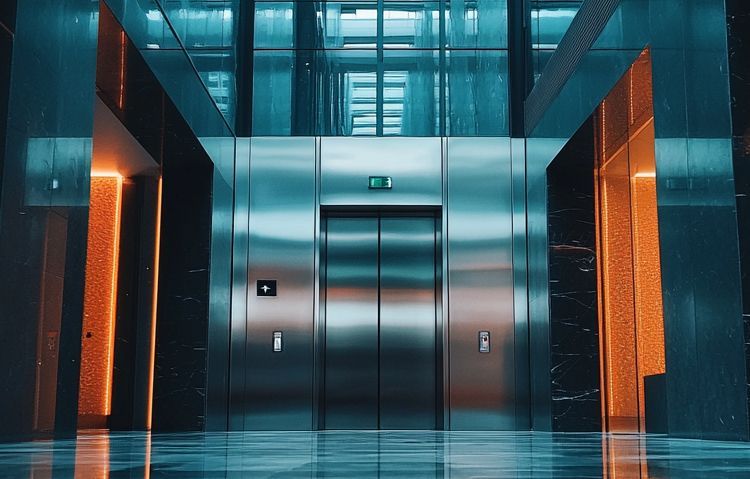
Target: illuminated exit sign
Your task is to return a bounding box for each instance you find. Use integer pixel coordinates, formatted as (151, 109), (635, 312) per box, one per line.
(368, 176), (392, 189)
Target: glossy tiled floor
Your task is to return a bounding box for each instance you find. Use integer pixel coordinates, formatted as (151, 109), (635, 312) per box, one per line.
(0, 431), (749, 478)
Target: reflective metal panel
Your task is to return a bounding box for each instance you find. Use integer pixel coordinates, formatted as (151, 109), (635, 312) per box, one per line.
(323, 218), (379, 429)
(226, 139), (250, 431)
(446, 137), (515, 430)
(320, 138), (442, 206)
(380, 217), (437, 429)
(510, 138), (530, 430)
(243, 137), (316, 430)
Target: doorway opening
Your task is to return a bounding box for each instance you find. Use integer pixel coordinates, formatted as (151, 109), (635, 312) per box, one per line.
(594, 48), (666, 434)
(318, 211), (443, 430)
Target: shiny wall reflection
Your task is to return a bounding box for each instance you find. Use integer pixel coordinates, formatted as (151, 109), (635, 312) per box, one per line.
(530, 0), (582, 81)
(527, 0), (749, 440)
(239, 138), (317, 430)
(0, 0), (99, 437)
(447, 138), (515, 429)
(7, 430), (750, 478)
(251, 1), (508, 136)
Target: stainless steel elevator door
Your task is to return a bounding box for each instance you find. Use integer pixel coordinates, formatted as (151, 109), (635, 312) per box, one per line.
(323, 216), (438, 430)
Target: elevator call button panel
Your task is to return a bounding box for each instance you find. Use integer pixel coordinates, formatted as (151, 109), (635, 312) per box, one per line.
(479, 331), (490, 353)
(273, 332), (283, 352)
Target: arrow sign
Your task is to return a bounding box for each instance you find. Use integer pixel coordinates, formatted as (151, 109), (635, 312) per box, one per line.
(257, 280), (277, 297)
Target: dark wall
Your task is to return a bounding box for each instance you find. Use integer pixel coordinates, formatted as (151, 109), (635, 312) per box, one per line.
(0, 0), (98, 439)
(97, 4), (215, 432)
(727, 0), (750, 434)
(153, 101), (214, 432)
(0, 0), (15, 198)
(546, 118), (602, 432)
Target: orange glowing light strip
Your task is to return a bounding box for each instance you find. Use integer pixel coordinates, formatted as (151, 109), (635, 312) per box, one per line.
(79, 174), (123, 422)
(118, 31), (126, 109)
(146, 175), (163, 429)
(105, 174), (123, 414)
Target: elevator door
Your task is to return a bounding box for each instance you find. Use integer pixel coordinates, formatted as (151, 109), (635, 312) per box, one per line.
(323, 216), (438, 430)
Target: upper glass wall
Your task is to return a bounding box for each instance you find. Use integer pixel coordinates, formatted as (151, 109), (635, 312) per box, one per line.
(155, 0), (239, 128)
(530, 0), (582, 82)
(252, 0), (508, 136)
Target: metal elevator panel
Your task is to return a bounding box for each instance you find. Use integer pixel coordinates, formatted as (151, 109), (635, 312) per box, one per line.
(379, 217), (437, 429)
(324, 218), (380, 429)
(322, 215), (438, 430)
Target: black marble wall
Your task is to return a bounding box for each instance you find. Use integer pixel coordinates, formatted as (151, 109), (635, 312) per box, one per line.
(153, 105), (213, 431)
(726, 0), (750, 435)
(0, 0), (98, 439)
(546, 117), (602, 432)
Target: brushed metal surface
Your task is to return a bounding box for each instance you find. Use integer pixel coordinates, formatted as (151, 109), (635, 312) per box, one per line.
(446, 137), (515, 430)
(243, 137), (317, 430)
(511, 138), (531, 430)
(379, 217), (437, 429)
(227, 139), (250, 431)
(321, 215), (439, 429)
(320, 138), (442, 206)
(323, 217), (380, 429)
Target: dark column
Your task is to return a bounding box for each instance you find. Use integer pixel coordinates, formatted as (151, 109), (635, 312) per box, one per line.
(546, 118), (602, 432)
(651, 0), (749, 441)
(0, 0), (98, 439)
(152, 101), (214, 432)
(508, 0), (531, 137)
(0, 0), (14, 188)
(110, 177), (160, 431)
(726, 0), (750, 436)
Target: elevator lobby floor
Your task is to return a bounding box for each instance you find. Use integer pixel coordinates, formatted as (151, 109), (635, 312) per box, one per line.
(1, 430), (749, 478)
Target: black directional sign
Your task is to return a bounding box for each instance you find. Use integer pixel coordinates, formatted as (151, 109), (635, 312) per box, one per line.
(257, 280), (277, 297)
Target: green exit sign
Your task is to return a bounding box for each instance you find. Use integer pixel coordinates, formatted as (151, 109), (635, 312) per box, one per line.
(368, 176), (393, 189)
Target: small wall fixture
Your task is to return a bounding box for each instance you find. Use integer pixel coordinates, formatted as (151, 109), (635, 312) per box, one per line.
(368, 176), (392, 189)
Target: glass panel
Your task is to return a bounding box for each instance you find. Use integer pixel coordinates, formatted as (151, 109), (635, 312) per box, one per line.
(252, 50), (297, 135)
(252, 50), (382, 135)
(254, 2), (295, 48)
(382, 50), (440, 136)
(192, 50), (237, 127)
(383, 3), (440, 49)
(446, 50), (508, 135)
(322, 3), (378, 49)
(446, 0), (507, 48)
(530, 1), (580, 49)
(321, 50), (379, 135)
(158, 0), (236, 47)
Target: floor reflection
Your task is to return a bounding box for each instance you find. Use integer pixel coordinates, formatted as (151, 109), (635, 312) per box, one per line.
(1, 431), (750, 478)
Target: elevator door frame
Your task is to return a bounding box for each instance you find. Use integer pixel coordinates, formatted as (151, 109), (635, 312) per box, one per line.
(315, 208), (445, 430)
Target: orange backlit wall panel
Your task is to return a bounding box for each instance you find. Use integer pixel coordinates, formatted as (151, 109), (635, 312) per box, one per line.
(79, 176), (123, 427)
(595, 49), (665, 434)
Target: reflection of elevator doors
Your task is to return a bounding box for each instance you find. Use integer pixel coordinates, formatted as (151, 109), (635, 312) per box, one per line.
(322, 215), (439, 430)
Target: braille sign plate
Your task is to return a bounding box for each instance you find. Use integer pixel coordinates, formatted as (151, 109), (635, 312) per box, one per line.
(257, 280), (277, 297)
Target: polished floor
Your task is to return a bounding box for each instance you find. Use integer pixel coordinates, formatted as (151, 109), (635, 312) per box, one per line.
(0, 431), (749, 478)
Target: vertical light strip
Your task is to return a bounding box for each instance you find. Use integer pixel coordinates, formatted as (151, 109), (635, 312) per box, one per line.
(118, 30), (126, 109)
(105, 175), (123, 414)
(146, 175), (163, 430)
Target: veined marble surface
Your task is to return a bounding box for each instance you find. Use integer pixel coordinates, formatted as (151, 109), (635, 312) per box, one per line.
(0, 430), (749, 478)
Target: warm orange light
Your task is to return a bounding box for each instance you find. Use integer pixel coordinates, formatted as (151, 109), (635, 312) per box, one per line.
(74, 433), (111, 479)
(595, 49), (665, 434)
(146, 175), (163, 430)
(79, 175), (123, 427)
(118, 30), (126, 110)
